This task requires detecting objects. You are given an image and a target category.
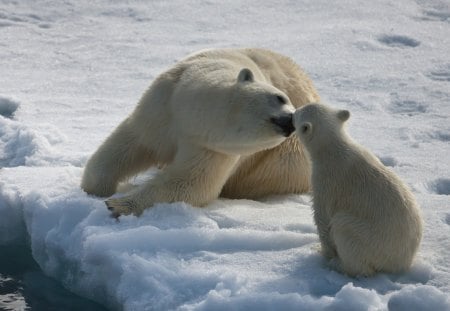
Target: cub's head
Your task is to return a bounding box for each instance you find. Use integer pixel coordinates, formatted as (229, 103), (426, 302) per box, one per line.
(185, 67), (296, 155)
(293, 104), (350, 153)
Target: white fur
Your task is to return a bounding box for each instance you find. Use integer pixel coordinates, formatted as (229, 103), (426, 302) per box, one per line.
(81, 48), (320, 216)
(294, 104), (423, 276)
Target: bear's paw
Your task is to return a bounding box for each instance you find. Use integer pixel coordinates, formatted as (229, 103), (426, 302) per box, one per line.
(106, 196), (141, 218)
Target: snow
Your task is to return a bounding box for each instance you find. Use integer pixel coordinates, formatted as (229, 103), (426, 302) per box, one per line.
(1, 0), (450, 310)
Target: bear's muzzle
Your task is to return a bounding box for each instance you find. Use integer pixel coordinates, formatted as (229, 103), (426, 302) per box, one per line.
(270, 114), (295, 137)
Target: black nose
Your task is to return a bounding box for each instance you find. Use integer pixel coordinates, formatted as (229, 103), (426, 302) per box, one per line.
(270, 114), (294, 137)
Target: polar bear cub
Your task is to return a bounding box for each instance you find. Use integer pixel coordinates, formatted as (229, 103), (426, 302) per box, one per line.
(293, 104), (423, 276)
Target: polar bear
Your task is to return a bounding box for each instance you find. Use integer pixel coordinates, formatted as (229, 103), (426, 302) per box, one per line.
(293, 104), (423, 276)
(81, 48), (319, 217)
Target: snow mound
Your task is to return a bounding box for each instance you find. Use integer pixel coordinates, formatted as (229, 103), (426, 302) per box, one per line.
(388, 285), (450, 311)
(429, 178), (450, 196)
(0, 117), (55, 167)
(0, 96), (19, 119)
(0, 110), (84, 168)
(0, 182), (25, 244)
(377, 35), (421, 48)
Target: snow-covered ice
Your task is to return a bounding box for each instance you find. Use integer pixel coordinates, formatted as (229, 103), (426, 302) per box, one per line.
(1, 0), (449, 310)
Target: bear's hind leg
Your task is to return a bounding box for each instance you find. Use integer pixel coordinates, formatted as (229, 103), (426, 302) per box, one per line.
(221, 136), (311, 199)
(81, 119), (156, 197)
(330, 213), (376, 277)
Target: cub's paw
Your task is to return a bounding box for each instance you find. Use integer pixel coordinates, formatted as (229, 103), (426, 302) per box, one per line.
(328, 257), (343, 272)
(105, 196), (141, 218)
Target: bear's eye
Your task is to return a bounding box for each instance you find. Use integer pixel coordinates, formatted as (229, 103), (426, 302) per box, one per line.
(276, 95), (286, 105)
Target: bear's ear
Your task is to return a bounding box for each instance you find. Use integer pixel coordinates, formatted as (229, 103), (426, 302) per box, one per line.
(237, 68), (254, 83)
(299, 122), (313, 136)
(337, 109), (350, 122)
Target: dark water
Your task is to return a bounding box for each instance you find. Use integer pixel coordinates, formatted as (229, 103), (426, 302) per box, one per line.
(0, 244), (108, 311)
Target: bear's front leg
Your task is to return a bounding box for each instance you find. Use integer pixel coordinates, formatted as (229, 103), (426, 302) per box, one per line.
(313, 208), (337, 259)
(82, 118), (156, 197)
(106, 145), (240, 217)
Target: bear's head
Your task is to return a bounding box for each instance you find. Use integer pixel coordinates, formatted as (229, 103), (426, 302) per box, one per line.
(293, 104), (350, 155)
(176, 67), (296, 155)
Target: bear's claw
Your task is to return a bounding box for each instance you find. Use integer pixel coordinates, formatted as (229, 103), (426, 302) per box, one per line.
(105, 197), (136, 218)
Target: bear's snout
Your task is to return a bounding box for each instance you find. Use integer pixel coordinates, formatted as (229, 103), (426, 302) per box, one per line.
(270, 114), (294, 137)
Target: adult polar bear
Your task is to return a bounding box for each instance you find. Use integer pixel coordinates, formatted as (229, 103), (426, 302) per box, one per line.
(81, 48), (319, 217)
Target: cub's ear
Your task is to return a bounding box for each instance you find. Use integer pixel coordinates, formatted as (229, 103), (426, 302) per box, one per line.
(337, 109), (350, 122)
(299, 122), (313, 136)
(237, 68), (254, 83)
